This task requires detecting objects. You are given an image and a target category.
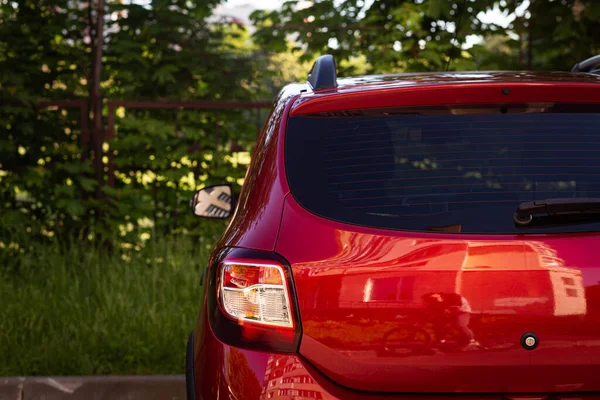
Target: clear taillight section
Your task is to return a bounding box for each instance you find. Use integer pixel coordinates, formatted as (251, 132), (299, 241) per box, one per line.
(219, 262), (294, 328)
(207, 249), (301, 352)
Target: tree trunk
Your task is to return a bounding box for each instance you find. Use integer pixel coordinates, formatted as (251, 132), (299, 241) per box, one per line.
(91, 0), (105, 199)
(527, 0), (534, 70)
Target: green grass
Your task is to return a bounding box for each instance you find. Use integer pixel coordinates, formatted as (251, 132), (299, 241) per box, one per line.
(0, 235), (214, 376)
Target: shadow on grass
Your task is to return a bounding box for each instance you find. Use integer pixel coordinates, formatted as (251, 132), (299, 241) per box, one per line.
(0, 235), (215, 376)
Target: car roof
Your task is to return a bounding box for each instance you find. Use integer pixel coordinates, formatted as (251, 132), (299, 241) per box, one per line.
(302, 71), (600, 94)
(289, 71), (600, 115)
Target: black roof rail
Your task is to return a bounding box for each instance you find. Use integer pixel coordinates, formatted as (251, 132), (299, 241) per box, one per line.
(571, 55), (600, 74)
(307, 54), (338, 91)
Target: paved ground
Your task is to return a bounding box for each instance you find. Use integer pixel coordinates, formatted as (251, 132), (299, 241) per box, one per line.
(0, 375), (185, 400)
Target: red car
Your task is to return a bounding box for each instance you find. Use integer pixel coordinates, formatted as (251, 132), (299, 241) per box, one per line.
(186, 54), (600, 399)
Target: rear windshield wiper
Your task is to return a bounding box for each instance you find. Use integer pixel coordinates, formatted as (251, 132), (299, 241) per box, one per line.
(514, 198), (600, 226)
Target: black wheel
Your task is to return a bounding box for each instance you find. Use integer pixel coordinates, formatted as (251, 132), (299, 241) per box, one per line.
(186, 331), (197, 400)
(380, 325), (432, 357)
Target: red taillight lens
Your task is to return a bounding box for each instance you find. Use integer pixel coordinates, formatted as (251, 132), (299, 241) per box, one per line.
(206, 248), (301, 353)
(219, 261), (294, 328)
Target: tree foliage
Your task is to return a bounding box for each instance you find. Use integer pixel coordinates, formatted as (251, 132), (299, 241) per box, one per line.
(0, 0), (272, 257)
(251, 0), (600, 73)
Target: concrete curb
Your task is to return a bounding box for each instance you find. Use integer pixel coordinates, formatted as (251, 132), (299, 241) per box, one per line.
(0, 375), (185, 400)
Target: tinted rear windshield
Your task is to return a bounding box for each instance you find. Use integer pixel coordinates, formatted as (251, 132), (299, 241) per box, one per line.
(285, 104), (600, 234)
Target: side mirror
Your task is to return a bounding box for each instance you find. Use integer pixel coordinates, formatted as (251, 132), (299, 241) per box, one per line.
(190, 184), (235, 219)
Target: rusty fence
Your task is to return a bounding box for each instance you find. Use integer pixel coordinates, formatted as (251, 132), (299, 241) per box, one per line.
(1, 99), (272, 194)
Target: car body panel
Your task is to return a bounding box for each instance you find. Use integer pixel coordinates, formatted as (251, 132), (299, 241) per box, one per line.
(192, 316), (600, 399)
(274, 194), (600, 393)
(194, 314), (515, 399)
(291, 81), (600, 116)
(214, 85), (298, 252)
(332, 71), (600, 92)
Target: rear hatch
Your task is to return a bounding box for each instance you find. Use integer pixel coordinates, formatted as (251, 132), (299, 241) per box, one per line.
(276, 101), (600, 393)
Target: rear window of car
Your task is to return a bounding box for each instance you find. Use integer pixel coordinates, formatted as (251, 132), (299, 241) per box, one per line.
(285, 103), (600, 234)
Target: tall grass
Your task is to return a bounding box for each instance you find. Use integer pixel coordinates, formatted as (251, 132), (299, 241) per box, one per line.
(0, 235), (215, 376)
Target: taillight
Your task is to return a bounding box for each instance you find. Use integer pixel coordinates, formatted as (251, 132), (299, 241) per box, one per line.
(206, 248), (301, 353)
(220, 261), (294, 328)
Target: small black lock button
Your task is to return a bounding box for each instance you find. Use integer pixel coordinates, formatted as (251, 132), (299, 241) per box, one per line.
(520, 332), (539, 350)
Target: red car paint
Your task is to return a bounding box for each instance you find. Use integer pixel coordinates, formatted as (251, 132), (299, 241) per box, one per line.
(191, 72), (600, 399)
(277, 195), (598, 394)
